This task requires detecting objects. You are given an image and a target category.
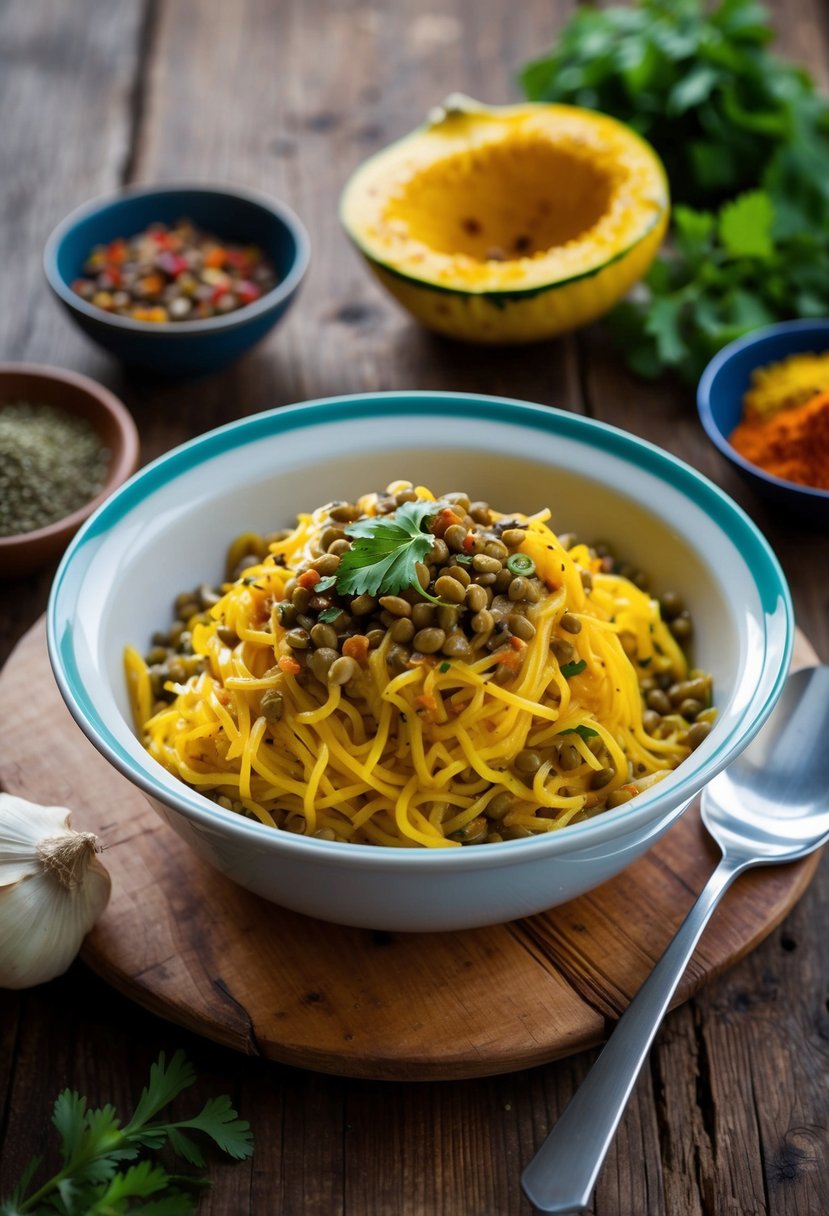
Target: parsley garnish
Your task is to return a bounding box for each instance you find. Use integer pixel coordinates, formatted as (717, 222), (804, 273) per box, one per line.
(1, 1050), (253, 1215)
(439, 661), (451, 673)
(560, 659), (587, 678)
(522, 0), (829, 209)
(521, 0), (829, 381)
(336, 500), (446, 599)
(313, 574), (337, 592)
(318, 607), (343, 624)
(559, 724), (598, 741)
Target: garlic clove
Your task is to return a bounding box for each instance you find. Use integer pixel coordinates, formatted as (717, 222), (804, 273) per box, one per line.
(0, 793), (111, 989)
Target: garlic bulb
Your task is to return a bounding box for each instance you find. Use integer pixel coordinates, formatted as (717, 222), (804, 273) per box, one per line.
(0, 793), (111, 989)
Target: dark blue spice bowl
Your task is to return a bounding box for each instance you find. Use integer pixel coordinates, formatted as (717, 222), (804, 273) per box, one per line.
(697, 318), (829, 527)
(43, 183), (310, 377)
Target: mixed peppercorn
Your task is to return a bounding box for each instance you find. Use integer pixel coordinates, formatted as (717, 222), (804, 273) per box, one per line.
(71, 219), (277, 323)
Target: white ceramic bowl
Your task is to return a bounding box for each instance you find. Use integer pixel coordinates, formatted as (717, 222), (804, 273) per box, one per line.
(48, 393), (793, 931)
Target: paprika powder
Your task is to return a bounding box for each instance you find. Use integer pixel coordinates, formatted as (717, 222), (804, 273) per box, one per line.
(730, 389), (829, 490)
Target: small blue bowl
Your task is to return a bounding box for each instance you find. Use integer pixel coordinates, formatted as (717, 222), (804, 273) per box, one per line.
(697, 318), (829, 526)
(44, 183), (310, 376)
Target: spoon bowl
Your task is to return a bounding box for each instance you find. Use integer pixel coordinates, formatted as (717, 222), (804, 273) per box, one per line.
(701, 665), (829, 862)
(523, 664), (829, 1214)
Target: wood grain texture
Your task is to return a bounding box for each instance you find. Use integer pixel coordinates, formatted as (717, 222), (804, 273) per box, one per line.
(0, 620), (820, 1083)
(1, 0), (828, 1211)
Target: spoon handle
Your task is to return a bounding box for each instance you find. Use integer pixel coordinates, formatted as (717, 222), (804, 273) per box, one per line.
(521, 854), (746, 1214)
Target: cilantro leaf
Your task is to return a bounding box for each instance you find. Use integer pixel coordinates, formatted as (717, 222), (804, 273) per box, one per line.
(171, 1094), (253, 1161)
(520, 0), (829, 208)
(92, 1159), (170, 1204)
(718, 190), (774, 259)
(123, 1051), (196, 1135)
(520, 0), (829, 381)
(336, 499), (444, 598)
(2, 1051), (253, 1215)
(318, 606), (344, 624)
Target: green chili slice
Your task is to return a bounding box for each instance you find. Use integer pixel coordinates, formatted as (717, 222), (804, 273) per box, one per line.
(506, 553), (536, 577)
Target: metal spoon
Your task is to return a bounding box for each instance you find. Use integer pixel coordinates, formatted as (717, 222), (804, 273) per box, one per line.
(522, 664), (829, 1215)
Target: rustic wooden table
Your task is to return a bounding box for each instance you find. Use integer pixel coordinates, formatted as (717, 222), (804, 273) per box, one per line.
(1, 1), (828, 1212)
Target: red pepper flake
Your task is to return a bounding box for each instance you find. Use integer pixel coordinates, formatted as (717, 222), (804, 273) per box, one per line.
(107, 239), (128, 263)
(462, 532), (476, 553)
(237, 280), (261, 305)
(416, 693), (438, 713)
(278, 655), (302, 675)
(156, 252), (189, 278)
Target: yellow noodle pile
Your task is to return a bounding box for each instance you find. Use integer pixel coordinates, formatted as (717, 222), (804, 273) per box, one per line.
(125, 489), (695, 848)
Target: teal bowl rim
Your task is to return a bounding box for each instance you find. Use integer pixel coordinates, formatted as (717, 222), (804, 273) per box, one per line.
(43, 180), (311, 337)
(697, 318), (829, 503)
(47, 390), (795, 868)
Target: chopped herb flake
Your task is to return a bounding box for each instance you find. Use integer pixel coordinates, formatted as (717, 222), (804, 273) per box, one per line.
(559, 724), (599, 741)
(561, 659), (587, 678)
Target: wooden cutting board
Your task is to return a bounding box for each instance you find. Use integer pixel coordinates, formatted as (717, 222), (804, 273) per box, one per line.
(0, 620), (821, 1081)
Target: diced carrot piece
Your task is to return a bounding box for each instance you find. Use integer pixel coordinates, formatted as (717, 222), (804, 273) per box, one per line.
(298, 569), (321, 589)
(430, 507), (463, 537)
(278, 655), (302, 675)
(342, 635), (370, 665)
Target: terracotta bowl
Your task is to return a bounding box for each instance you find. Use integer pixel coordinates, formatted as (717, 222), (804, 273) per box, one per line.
(0, 364), (139, 578)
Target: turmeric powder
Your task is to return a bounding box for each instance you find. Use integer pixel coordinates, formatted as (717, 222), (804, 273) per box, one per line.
(742, 351), (829, 421)
(730, 389), (829, 490)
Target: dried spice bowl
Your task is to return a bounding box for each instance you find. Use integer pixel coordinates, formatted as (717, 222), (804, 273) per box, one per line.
(43, 183), (311, 376)
(0, 364), (139, 579)
(697, 318), (829, 528)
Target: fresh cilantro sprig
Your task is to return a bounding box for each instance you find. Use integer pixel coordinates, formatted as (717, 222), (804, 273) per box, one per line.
(520, 0), (829, 380)
(609, 178), (829, 382)
(336, 499), (447, 601)
(521, 0), (829, 208)
(1, 1050), (253, 1215)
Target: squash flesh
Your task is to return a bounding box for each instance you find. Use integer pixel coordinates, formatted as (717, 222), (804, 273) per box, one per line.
(387, 138), (614, 264)
(340, 99), (669, 341)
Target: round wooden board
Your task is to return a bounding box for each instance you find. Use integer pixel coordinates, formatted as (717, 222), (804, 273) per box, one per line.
(0, 620), (821, 1080)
